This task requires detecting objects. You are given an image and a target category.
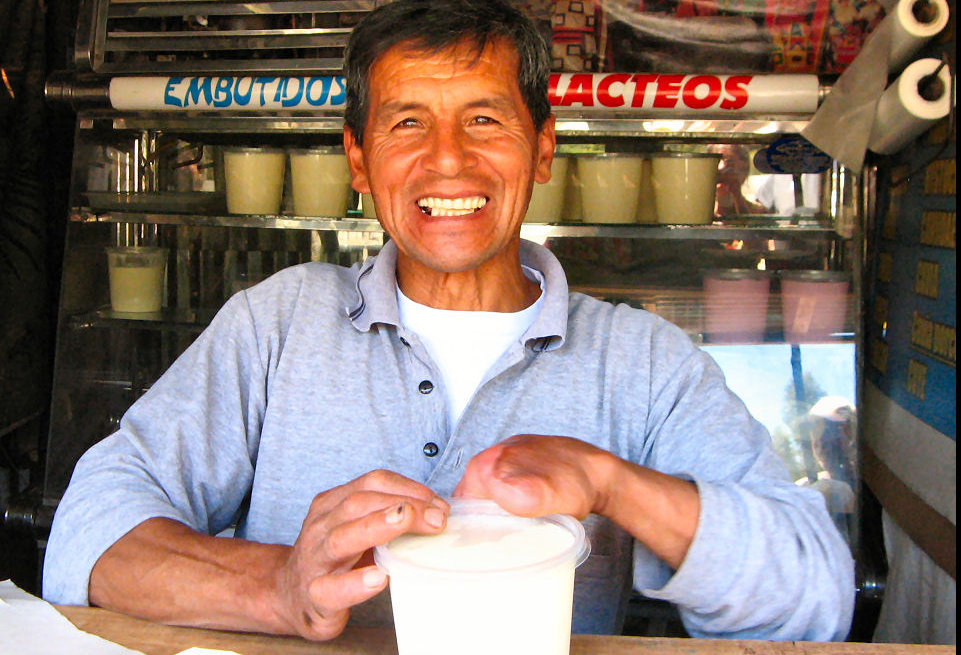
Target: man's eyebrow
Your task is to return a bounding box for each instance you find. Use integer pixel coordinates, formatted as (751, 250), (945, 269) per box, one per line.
(378, 100), (425, 115)
(464, 97), (518, 114)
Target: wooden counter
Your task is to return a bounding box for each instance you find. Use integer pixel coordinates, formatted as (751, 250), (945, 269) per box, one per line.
(57, 606), (954, 655)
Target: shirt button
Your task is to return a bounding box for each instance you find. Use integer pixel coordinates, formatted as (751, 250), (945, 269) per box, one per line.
(418, 380), (434, 394)
(423, 442), (439, 457)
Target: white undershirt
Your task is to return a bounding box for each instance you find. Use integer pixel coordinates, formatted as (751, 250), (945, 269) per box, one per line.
(397, 267), (544, 430)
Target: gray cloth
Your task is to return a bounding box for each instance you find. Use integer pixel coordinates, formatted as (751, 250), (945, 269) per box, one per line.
(43, 239), (855, 640)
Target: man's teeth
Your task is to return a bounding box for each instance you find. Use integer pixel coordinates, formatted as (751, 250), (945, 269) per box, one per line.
(417, 196), (487, 216)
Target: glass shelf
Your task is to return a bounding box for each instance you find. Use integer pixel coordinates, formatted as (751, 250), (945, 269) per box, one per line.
(68, 307), (216, 332)
(70, 207), (844, 240)
(81, 112), (810, 137)
(65, 288), (857, 350)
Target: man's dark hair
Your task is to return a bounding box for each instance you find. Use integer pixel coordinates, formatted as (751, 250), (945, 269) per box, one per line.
(343, 0), (551, 144)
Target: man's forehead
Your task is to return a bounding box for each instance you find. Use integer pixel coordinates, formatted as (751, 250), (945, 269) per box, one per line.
(371, 36), (519, 77)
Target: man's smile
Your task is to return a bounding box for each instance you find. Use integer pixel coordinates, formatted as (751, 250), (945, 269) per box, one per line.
(416, 195), (489, 216)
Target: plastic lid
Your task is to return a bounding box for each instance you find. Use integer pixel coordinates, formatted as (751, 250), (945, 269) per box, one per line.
(575, 152), (645, 159)
(222, 146), (285, 154)
(105, 246), (165, 254)
(703, 268), (773, 281)
(289, 145), (345, 155)
(780, 270), (848, 282)
(650, 151), (723, 159)
(374, 498), (591, 576)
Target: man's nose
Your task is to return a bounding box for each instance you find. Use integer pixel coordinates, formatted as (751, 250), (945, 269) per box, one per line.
(423, 123), (477, 176)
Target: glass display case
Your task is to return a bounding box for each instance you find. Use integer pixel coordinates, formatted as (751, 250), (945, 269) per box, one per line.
(32, 0), (878, 637)
(45, 112), (863, 545)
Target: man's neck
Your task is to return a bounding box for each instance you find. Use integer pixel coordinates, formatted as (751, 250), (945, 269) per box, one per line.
(396, 256), (540, 313)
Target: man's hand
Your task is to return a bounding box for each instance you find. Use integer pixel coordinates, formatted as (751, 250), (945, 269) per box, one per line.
(453, 434), (615, 519)
(89, 470), (447, 641)
(275, 470), (448, 640)
(454, 435), (699, 570)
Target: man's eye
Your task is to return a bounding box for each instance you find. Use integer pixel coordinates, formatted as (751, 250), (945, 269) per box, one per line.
(395, 117), (420, 129)
(470, 115), (499, 125)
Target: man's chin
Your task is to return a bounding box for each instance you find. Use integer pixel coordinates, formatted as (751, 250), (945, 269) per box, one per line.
(398, 242), (505, 275)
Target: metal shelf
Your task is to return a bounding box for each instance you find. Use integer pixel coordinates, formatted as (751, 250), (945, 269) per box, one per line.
(519, 219), (839, 241)
(72, 208), (384, 231)
(70, 207), (843, 240)
(80, 111), (811, 136)
(77, 0), (376, 74)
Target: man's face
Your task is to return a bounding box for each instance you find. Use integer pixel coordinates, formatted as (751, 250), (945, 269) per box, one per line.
(344, 39), (555, 278)
(715, 145), (750, 188)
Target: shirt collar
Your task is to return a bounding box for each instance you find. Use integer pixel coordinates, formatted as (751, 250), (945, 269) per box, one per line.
(347, 239), (568, 350)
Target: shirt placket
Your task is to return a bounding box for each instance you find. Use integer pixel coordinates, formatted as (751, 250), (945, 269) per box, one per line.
(395, 328), (450, 482)
(424, 342), (534, 494)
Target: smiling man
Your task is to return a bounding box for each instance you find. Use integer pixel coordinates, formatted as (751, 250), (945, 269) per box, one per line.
(344, 37), (551, 312)
(43, 0), (855, 643)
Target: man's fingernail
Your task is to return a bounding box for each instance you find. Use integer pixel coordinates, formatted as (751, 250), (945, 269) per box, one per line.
(386, 503), (406, 524)
(424, 507), (446, 528)
(363, 568), (387, 588)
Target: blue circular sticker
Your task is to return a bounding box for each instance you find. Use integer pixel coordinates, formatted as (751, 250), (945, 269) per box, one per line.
(759, 135), (833, 174)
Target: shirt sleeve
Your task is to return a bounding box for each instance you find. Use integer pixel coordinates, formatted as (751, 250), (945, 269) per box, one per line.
(42, 291), (267, 605)
(631, 326), (856, 641)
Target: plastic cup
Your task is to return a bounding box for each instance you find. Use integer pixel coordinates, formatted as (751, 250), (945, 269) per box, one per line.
(635, 157), (657, 223)
(525, 156), (569, 223)
(106, 247), (166, 313)
(780, 270), (850, 343)
(577, 154), (645, 224)
(223, 147), (286, 215)
(374, 499), (590, 655)
(651, 152), (721, 224)
(563, 161), (583, 222)
(289, 147), (352, 217)
(361, 192), (377, 218)
(703, 269), (771, 343)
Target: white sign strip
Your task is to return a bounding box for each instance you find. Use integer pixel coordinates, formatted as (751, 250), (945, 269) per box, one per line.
(108, 73), (820, 114)
(548, 73), (820, 114)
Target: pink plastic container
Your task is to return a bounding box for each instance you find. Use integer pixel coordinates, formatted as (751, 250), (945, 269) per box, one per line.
(703, 269), (771, 344)
(780, 271), (850, 343)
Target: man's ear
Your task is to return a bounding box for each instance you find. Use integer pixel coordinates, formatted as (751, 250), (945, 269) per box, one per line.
(343, 126), (371, 193)
(533, 114), (557, 184)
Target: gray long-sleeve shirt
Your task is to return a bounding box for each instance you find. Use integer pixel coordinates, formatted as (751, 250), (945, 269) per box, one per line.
(43, 239), (855, 640)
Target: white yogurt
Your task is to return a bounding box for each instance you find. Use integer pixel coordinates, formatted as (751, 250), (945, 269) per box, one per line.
(223, 147), (286, 215)
(577, 154), (645, 224)
(635, 157), (657, 223)
(361, 192), (377, 218)
(375, 500), (588, 655)
(525, 156), (569, 223)
(289, 148), (352, 217)
(106, 247), (166, 313)
(651, 153), (721, 224)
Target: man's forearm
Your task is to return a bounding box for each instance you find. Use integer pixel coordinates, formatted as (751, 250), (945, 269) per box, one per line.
(593, 451), (700, 570)
(89, 517), (293, 634)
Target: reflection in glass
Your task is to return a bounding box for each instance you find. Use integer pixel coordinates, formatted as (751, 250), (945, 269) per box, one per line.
(803, 395), (857, 539)
(702, 343), (857, 545)
(751, 173), (822, 216)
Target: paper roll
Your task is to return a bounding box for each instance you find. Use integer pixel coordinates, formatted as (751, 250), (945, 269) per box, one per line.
(868, 58), (953, 155)
(885, 0), (950, 72)
(801, 0), (950, 172)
